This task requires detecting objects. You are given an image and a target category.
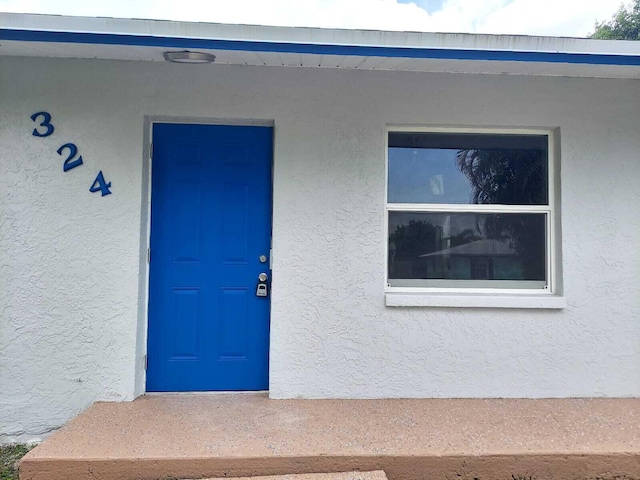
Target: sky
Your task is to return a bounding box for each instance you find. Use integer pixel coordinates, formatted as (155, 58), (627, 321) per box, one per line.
(0, 0), (629, 38)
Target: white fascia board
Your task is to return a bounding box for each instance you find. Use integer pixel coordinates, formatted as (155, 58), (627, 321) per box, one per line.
(1, 13), (640, 74)
(3, 13), (640, 55)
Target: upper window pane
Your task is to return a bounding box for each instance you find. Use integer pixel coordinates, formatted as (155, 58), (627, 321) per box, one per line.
(388, 132), (549, 205)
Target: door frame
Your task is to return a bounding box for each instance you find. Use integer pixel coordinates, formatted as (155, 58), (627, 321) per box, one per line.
(135, 116), (276, 395)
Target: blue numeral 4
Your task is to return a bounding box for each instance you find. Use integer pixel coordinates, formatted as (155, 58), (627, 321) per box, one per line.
(90, 171), (112, 196)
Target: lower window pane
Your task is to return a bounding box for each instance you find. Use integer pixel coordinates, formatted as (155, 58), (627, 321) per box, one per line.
(388, 212), (547, 288)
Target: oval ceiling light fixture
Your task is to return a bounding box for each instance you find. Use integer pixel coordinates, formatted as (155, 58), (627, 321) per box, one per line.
(163, 50), (216, 64)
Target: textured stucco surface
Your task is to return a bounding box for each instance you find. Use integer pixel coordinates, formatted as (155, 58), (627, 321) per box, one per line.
(1, 55), (640, 441)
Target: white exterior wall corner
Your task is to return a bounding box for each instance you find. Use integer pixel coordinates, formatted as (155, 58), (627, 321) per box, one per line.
(1, 55), (639, 442)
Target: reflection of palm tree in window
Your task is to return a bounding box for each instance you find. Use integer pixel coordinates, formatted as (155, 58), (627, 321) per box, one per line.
(456, 148), (547, 281)
(449, 228), (479, 247)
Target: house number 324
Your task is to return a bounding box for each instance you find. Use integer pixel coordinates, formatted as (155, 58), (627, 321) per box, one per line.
(30, 111), (113, 196)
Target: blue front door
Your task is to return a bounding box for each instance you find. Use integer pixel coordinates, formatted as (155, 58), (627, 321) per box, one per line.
(147, 123), (272, 392)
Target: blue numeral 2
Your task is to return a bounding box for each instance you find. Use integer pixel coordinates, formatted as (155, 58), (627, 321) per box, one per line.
(57, 143), (84, 171)
(90, 171), (112, 196)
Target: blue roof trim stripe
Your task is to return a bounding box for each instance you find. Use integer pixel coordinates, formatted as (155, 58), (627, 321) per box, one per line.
(2, 28), (640, 66)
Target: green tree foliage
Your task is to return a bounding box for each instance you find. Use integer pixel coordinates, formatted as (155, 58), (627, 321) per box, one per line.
(591, 0), (640, 40)
(390, 220), (437, 262)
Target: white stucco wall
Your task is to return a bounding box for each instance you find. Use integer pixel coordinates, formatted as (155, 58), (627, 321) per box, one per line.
(1, 55), (639, 442)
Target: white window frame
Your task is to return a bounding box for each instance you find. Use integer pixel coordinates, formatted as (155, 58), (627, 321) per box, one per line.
(384, 126), (564, 309)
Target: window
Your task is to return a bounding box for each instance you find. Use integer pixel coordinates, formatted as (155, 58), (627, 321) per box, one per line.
(386, 128), (556, 294)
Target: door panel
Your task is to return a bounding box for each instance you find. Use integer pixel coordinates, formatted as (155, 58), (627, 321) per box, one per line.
(147, 123), (272, 392)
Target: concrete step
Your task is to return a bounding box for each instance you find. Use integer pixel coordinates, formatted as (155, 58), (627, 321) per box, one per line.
(199, 472), (388, 480)
(19, 394), (640, 480)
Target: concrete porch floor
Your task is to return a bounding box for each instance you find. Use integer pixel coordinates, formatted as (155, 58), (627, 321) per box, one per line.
(19, 394), (640, 480)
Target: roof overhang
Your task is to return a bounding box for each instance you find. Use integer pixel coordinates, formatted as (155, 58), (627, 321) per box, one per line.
(2, 13), (640, 79)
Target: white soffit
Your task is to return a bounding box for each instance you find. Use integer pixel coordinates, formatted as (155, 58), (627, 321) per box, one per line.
(1, 13), (640, 79)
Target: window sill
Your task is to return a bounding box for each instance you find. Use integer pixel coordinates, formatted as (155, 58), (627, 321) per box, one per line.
(385, 292), (566, 309)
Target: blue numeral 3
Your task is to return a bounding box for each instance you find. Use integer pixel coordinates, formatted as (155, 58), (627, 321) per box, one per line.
(90, 171), (112, 196)
(30, 111), (55, 137)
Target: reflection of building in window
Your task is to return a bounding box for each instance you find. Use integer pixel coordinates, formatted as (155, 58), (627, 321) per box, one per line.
(471, 258), (491, 280)
(416, 239), (524, 280)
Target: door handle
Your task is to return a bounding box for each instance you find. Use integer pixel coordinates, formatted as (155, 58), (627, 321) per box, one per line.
(256, 273), (269, 297)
